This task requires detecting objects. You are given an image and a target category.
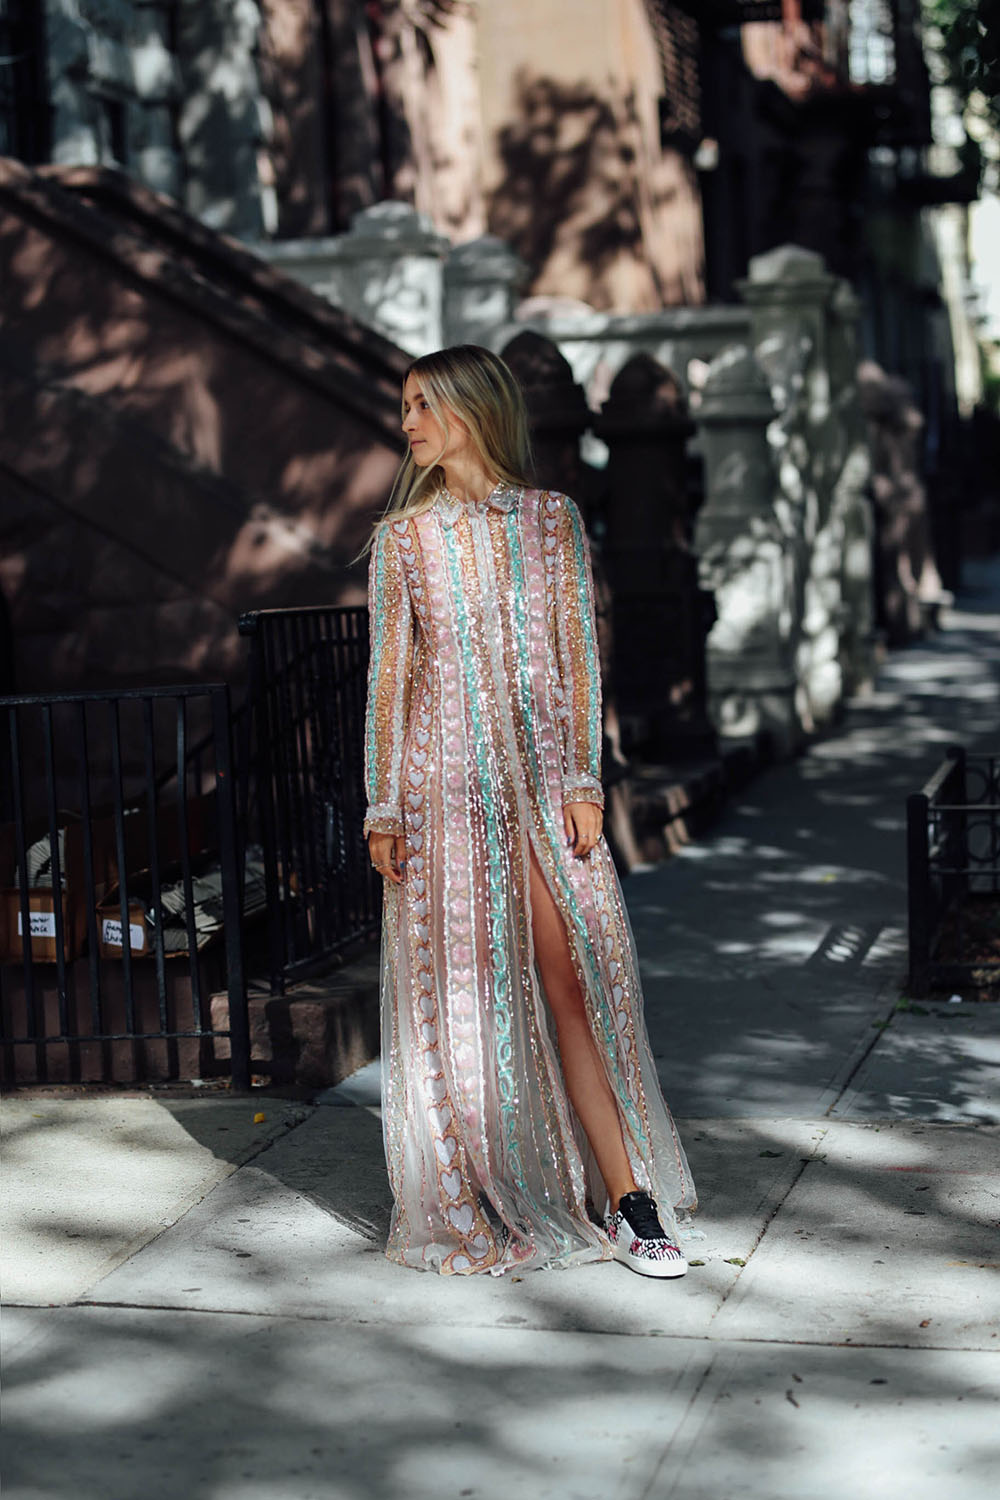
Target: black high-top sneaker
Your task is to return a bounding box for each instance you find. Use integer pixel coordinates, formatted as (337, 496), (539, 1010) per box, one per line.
(605, 1189), (688, 1279)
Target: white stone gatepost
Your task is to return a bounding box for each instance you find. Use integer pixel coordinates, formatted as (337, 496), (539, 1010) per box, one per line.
(443, 235), (527, 349)
(693, 345), (803, 757)
(258, 201), (450, 356)
(738, 245), (844, 730)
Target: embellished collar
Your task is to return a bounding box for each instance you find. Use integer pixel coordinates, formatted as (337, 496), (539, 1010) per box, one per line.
(435, 481), (522, 527)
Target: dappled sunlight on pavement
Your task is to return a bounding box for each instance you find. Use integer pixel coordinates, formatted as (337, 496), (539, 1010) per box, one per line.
(3, 559), (999, 1499)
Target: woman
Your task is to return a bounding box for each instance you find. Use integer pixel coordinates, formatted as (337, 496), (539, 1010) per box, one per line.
(363, 344), (696, 1277)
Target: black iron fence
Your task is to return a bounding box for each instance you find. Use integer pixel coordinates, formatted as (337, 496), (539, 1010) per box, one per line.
(240, 604), (379, 994)
(0, 685), (251, 1086)
(907, 747), (1000, 996)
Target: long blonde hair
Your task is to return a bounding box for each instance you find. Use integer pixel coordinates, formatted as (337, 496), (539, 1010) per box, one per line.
(357, 344), (533, 558)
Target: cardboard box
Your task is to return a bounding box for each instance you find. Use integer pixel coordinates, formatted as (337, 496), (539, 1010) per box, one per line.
(0, 816), (91, 963)
(0, 887), (75, 964)
(96, 899), (151, 959)
(0, 791), (221, 966)
(96, 856), (223, 961)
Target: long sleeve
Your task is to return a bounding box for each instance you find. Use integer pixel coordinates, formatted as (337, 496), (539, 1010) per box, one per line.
(363, 522), (415, 837)
(551, 494), (604, 809)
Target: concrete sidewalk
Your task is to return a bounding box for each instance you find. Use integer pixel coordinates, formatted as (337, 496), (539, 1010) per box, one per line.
(3, 563), (999, 1500)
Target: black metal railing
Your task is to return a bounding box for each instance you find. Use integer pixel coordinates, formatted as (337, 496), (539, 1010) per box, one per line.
(907, 747), (1000, 996)
(0, 685), (251, 1086)
(240, 604), (379, 993)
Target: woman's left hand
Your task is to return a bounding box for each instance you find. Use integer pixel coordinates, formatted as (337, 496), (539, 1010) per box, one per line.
(564, 801), (602, 858)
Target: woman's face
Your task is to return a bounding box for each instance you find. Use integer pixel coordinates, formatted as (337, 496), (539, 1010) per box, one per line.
(401, 373), (471, 468)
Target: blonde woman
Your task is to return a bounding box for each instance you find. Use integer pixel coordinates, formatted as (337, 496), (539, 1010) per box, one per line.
(363, 344), (696, 1276)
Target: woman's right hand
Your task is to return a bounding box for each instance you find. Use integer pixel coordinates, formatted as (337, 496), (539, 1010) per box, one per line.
(368, 831), (407, 885)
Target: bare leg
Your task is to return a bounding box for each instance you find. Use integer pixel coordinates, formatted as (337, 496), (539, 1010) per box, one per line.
(528, 846), (637, 1208)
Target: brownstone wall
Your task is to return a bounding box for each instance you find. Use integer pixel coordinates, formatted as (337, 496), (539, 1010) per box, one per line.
(478, 0), (705, 310)
(0, 162), (409, 695)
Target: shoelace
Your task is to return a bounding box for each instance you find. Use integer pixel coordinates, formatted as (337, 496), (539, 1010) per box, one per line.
(620, 1191), (666, 1240)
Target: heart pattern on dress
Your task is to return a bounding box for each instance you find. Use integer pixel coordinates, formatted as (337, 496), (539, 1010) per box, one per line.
(441, 1169), (462, 1200)
(448, 1202), (474, 1235)
(434, 1134), (457, 1164)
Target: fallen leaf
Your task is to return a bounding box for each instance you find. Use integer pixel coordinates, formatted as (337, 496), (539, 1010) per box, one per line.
(688, 1259), (706, 1267)
(253, 1112), (266, 1124)
(920, 1318), (931, 1328)
(724, 1257), (746, 1267)
(785, 1390), (800, 1408)
(759, 1149), (783, 1158)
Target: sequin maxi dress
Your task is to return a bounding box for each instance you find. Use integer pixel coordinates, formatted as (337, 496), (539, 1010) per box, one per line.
(363, 485), (695, 1275)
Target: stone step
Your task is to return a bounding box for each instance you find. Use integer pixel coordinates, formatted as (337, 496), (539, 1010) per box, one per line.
(211, 951), (381, 1090)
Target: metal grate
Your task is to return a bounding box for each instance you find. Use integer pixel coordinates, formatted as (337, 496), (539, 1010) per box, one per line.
(0, 685), (251, 1086)
(907, 748), (1000, 996)
(240, 604), (379, 994)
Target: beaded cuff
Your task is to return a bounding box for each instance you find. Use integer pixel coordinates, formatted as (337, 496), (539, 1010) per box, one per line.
(363, 806), (404, 837)
(562, 774), (605, 809)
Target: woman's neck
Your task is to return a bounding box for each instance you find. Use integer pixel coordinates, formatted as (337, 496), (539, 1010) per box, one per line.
(439, 455), (498, 504)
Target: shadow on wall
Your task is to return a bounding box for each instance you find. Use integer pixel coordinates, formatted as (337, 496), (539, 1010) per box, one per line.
(0, 163), (407, 693)
(487, 71), (700, 311)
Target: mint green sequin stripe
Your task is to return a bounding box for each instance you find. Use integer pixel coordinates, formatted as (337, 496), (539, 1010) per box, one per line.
(365, 527), (390, 800)
(442, 526), (527, 1196)
(564, 500), (602, 779)
(507, 514), (647, 1151)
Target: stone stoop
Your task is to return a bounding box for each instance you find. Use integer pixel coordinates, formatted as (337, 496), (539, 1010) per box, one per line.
(621, 736), (767, 868)
(211, 951), (381, 1090)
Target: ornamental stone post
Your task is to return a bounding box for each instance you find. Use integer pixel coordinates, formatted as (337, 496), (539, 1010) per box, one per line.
(693, 344), (803, 757)
(593, 353), (715, 760)
(443, 236), (527, 349)
(259, 201), (450, 356)
(738, 244), (843, 729)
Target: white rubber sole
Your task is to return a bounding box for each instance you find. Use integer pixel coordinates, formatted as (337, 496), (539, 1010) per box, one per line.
(611, 1241), (688, 1279)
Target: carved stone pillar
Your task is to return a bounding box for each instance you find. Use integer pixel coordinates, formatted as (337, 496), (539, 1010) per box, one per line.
(738, 244), (843, 728)
(593, 353), (714, 760)
(694, 345), (802, 757)
(443, 236), (527, 349)
(259, 201), (450, 356)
